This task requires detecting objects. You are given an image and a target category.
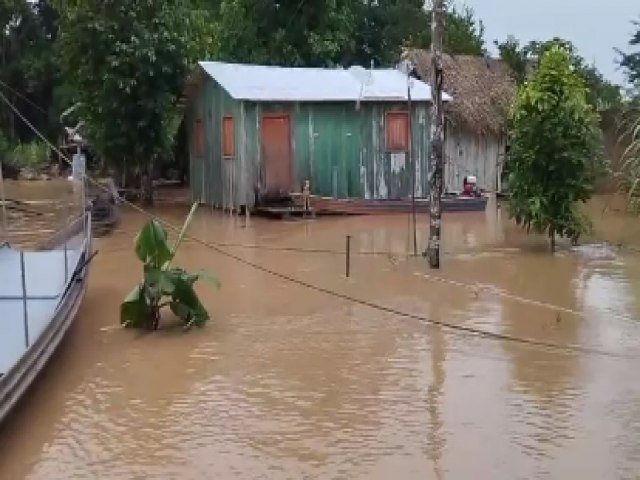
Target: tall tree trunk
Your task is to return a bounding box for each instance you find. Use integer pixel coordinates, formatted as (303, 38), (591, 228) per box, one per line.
(426, 0), (446, 269)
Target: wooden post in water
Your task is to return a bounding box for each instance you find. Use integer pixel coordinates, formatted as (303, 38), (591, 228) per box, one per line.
(345, 235), (351, 277)
(425, 0), (446, 269)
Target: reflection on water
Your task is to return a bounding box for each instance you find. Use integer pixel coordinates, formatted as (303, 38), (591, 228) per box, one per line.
(0, 185), (640, 478)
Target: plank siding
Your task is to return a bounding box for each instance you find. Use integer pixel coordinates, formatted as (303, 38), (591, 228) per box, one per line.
(188, 76), (433, 209)
(444, 123), (505, 194)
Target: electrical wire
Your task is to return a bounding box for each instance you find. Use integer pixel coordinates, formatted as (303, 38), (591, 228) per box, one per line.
(0, 89), (632, 359)
(0, 78), (49, 115)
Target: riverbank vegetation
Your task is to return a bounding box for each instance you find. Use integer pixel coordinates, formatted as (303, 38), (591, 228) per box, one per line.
(120, 203), (220, 331)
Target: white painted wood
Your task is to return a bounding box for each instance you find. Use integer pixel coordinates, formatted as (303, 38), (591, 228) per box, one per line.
(444, 124), (505, 194)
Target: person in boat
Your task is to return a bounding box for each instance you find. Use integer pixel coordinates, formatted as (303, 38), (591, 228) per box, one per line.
(462, 175), (479, 197)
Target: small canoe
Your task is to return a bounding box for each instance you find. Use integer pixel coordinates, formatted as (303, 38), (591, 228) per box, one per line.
(0, 213), (93, 423)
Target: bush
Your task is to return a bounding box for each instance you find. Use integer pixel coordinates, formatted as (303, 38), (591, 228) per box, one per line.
(10, 141), (50, 169)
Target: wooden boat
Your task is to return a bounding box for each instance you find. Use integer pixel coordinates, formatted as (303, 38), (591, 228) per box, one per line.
(289, 192), (488, 215)
(0, 212), (93, 423)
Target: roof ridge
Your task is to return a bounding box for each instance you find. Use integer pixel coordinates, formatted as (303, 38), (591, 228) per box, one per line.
(191, 61), (450, 103)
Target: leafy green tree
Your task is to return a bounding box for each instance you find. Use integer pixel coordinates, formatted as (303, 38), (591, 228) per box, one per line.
(494, 36), (530, 85)
(442, 5), (485, 56)
(57, 0), (213, 203)
(211, 0), (485, 68)
(0, 0), (60, 143)
(212, 0), (355, 66)
(496, 36), (621, 111)
(618, 18), (640, 90)
(508, 46), (601, 251)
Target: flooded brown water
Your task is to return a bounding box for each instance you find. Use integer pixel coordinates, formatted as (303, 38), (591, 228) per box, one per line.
(2, 183), (640, 479)
(0, 179), (83, 248)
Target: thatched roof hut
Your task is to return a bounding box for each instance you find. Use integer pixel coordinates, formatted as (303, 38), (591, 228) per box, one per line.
(403, 49), (517, 136)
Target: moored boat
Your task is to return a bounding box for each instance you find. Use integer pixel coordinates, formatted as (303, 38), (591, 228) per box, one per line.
(0, 212), (93, 423)
(289, 192), (488, 215)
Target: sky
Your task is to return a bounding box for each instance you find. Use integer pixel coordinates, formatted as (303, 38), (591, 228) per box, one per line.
(458, 0), (639, 85)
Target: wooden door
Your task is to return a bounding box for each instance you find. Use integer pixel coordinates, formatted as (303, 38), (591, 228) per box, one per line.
(261, 115), (293, 194)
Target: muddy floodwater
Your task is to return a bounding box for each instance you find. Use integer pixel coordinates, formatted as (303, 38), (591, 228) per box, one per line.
(1, 184), (640, 479)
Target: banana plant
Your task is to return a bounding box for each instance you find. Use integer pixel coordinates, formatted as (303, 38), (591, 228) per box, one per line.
(120, 203), (220, 330)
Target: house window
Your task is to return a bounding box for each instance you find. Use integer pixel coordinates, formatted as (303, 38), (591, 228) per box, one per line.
(223, 116), (234, 157)
(386, 111), (409, 152)
(195, 118), (205, 155)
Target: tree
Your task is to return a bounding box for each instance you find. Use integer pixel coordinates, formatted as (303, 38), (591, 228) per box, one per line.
(507, 46), (601, 251)
(494, 36), (531, 85)
(211, 0), (485, 68)
(0, 0), (60, 144)
(618, 18), (640, 91)
(496, 36), (621, 111)
(57, 0), (214, 204)
(212, 0), (355, 67)
(442, 5), (484, 55)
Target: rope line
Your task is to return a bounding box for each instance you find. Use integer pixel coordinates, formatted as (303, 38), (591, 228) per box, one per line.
(414, 272), (586, 318)
(0, 89), (630, 359)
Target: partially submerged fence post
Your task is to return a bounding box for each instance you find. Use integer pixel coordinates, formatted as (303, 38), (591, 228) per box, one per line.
(19, 251), (30, 347)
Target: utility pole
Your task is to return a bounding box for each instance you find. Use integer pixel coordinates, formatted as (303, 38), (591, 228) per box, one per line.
(425, 0), (446, 268)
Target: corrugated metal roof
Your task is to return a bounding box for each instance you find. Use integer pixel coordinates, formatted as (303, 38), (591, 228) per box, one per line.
(197, 61), (453, 103)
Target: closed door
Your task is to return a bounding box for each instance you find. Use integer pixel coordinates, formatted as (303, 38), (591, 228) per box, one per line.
(261, 115), (293, 194)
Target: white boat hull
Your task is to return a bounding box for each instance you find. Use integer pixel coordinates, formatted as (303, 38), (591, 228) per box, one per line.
(0, 213), (92, 423)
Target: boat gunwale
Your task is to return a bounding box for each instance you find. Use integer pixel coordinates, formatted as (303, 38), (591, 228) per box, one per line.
(289, 192), (489, 215)
(0, 212), (92, 423)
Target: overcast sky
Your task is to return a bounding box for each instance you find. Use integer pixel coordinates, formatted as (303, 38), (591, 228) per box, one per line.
(457, 0), (639, 85)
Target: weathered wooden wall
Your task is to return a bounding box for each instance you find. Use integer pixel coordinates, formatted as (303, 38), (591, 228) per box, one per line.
(187, 76), (432, 209)
(186, 74), (243, 208)
(443, 124), (505, 194)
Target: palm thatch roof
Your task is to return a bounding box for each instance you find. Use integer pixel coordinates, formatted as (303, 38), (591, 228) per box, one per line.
(403, 49), (517, 136)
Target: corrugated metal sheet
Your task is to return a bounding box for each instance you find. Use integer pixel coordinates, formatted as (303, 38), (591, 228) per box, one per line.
(197, 61), (452, 103)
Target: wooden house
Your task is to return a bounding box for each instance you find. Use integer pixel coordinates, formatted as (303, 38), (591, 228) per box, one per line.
(404, 50), (516, 194)
(181, 61), (450, 211)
